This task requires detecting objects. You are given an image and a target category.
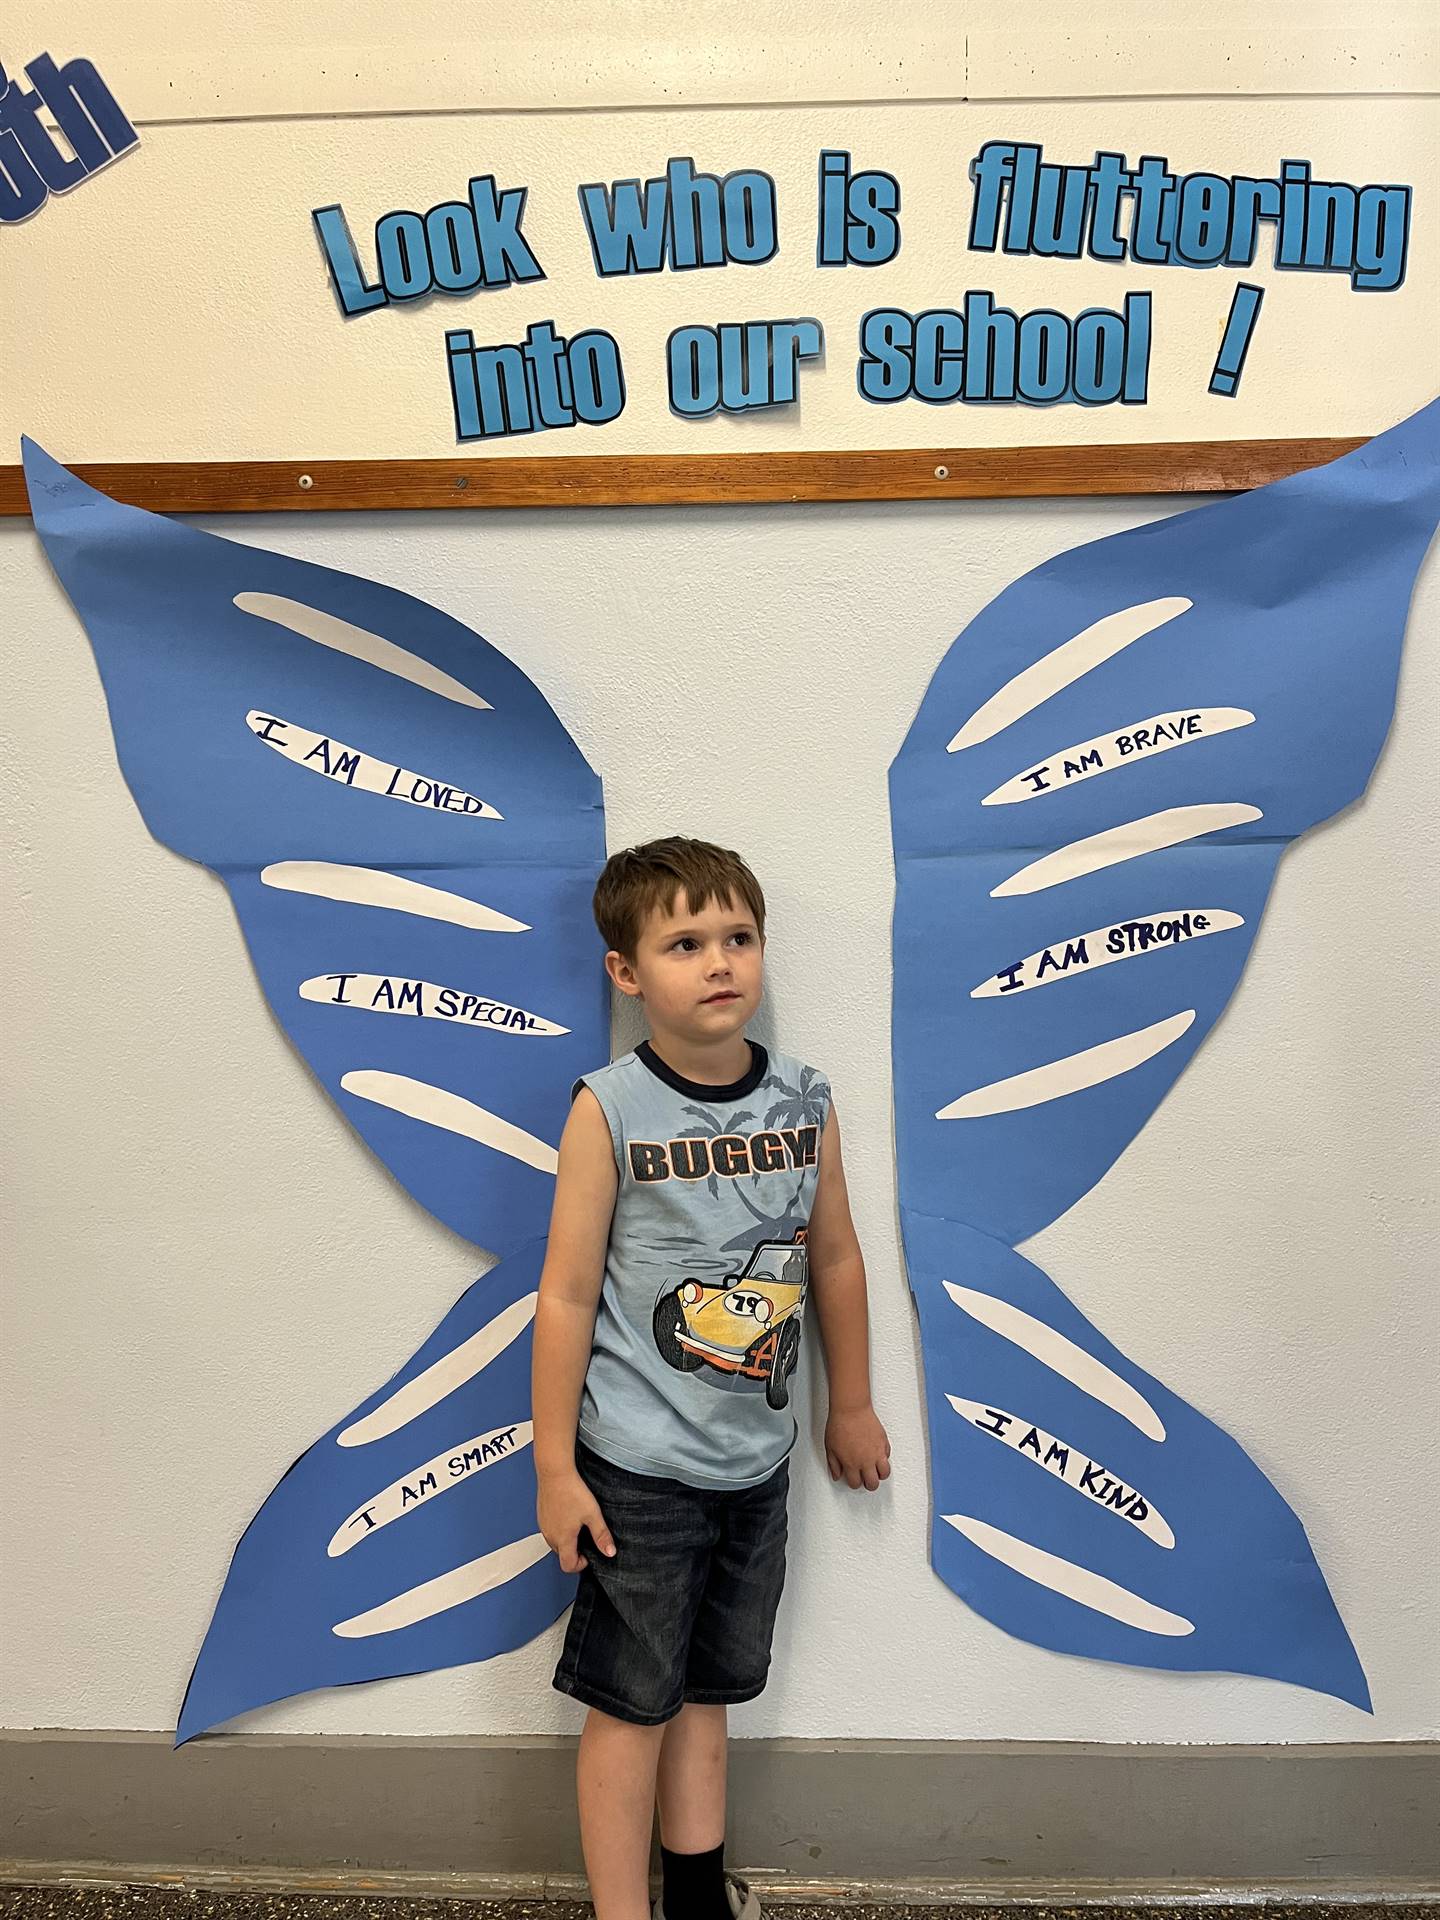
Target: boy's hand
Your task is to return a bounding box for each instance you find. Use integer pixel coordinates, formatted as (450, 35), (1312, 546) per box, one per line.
(825, 1403), (892, 1491)
(537, 1468), (617, 1573)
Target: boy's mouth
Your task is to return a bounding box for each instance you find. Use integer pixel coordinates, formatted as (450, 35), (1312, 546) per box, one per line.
(701, 991), (741, 1004)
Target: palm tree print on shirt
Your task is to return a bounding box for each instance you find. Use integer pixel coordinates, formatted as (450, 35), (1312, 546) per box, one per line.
(676, 1061), (828, 1252)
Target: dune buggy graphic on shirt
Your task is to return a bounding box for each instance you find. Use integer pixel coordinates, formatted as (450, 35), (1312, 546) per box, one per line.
(652, 1229), (810, 1410)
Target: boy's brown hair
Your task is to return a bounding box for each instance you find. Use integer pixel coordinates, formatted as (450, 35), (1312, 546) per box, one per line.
(593, 836), (766, 958)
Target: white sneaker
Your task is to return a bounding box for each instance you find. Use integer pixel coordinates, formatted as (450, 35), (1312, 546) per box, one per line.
(651, 1870), (760, 1919)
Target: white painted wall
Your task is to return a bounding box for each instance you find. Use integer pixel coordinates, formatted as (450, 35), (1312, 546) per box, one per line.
(4, 494), (1437, 1742)
(3, 1), (1438, 1745)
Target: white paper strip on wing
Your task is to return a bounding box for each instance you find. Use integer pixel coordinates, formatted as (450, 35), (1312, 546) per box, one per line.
(947, 1395), (1174, 1548)
(246, 710), (501, 818)
(947, 597), (1192, 753)
(340, 1070), (561, 1174)
(982, 707), (1255, 805)
(971, 910), (1243, 997)
(260, 861), (530, 933)
(329, 1423), (534, 1554)
(331, 1532), (553, 1637)
(338, 1295), (539, 1447)
(937, 1010), (1195, 1119)
(236, 592), (492, 709)
(943, 1513), (1194, 1635)
(942, 1282), (1166, 1442)
(300, 972), (567, 1035)
(990, 804), (1263, 897)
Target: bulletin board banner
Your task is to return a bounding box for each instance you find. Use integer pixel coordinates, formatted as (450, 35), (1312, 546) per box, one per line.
(3, 82), (1437, 505)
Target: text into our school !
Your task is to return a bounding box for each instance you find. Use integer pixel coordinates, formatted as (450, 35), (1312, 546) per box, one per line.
(309, 143), (1415, 443)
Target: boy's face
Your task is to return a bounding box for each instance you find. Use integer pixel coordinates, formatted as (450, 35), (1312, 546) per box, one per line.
(606, 891), (764, 1043)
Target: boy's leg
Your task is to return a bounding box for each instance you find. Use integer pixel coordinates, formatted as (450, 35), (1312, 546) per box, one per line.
(555, 1445), (720, 1914)
(656, 1700), (728, 1852)
(656, 1703), (733, 1918)
(577, 1704), (667, 1920)
(652, 1460), (790, 1918)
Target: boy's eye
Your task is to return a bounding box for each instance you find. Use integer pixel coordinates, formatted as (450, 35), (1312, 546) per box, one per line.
(669, 931), (753, 952)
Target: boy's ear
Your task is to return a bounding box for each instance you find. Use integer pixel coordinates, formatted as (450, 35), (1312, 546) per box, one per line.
(605, 948), (643, 998)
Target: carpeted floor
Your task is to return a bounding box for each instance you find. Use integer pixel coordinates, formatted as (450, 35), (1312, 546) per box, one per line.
(1, 1885), (1435, 1919)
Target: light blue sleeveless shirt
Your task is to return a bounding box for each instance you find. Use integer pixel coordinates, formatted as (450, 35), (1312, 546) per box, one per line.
(575, 1041), (832, 1490)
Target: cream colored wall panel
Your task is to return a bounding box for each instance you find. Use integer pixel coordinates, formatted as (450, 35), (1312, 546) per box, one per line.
(969, 21), (1440, 103)
(4, 98), (1435, 462)
(11, 1), (1436, 123)
(14, 1), (967, 120)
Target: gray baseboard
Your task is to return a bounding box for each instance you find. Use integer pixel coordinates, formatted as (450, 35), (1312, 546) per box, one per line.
(2, 1733), (1436, 1893)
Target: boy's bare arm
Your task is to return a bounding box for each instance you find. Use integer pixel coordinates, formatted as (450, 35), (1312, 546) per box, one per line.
(807, 1105), (892, 1491)
(532, 1087), (619, 1570)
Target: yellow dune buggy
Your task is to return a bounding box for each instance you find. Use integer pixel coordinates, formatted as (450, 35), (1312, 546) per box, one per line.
(652, 1232), (809, 1410)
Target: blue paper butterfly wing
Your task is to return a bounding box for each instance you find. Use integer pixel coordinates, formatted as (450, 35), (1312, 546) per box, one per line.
(173, 1240), (575, 1745)
(891, 398), (1440, 1707)
(905, 1222), (1372, 1708)
(22, 441), (606, 1740)
(23, 435), (607, 1256)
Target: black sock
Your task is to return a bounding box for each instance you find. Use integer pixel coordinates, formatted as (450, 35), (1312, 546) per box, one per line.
(660, 1839), (729, 1919)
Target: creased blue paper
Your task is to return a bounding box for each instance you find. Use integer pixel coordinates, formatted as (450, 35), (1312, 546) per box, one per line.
(889, 397), (1440, 1709)
(24, 441), (605, 1740)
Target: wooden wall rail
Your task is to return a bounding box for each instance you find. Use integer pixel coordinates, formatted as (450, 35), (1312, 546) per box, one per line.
(0, 438), (1366, 516)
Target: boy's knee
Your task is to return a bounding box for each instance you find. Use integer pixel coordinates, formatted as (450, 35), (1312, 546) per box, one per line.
(584, 1701), (671, 1738)
(671, 1700), (726, 1727)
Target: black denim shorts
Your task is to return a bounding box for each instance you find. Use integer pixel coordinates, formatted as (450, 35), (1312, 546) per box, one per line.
(552, 1438), (790, 1726)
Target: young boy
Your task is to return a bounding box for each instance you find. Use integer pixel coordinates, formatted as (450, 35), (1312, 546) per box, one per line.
(532, 836), (891, 1920)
